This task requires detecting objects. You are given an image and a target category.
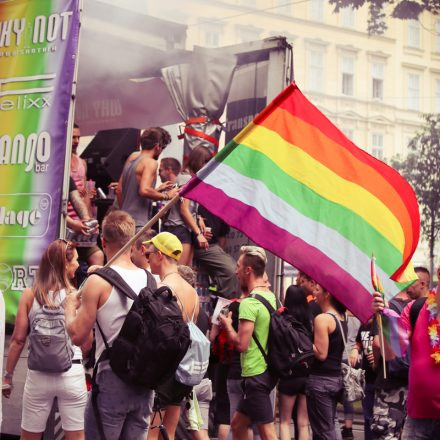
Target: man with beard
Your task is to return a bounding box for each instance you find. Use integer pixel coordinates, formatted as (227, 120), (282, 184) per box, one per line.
(117, 127), (178, 230)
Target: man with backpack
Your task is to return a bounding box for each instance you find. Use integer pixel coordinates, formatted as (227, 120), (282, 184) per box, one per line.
(219, 245), (278, 440)
(370, 266), (431, 440)
(65, 210), (157, 439)
(372, 265), (440, 439)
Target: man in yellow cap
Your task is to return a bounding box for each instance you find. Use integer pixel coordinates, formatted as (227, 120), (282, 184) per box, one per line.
(144, 232), (200, 440)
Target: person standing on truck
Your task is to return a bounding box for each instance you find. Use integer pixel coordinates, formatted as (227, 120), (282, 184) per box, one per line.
(66, 123), (104, 268)
(117, 127), (179, 231)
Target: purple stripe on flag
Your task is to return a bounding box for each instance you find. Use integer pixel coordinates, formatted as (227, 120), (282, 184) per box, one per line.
(184, 178), (373, 322)
(382, 308), (410, 358)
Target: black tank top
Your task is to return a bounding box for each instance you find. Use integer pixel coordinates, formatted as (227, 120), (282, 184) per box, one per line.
(310, 313), (347, 377)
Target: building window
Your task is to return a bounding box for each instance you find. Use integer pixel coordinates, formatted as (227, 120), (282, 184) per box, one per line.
(201, 27), (221, 47)
(408, 19), (420, 48)
(308, 49), (324, 92)
(274, 0), (292, 15)
(309, 0), (324, 22)
(341, 56), (354, 96)
(408, 73), (420, 111)
(435, 79), (440, 113)
(341, 7), (355, 28)
(238, 0), (256, 7)
(343, 128), (354, 141)
(371, 133), (384, 160)
(435, 20), (440, 53)
(236, 27), (261, 43)
(371, 63), (384, 100)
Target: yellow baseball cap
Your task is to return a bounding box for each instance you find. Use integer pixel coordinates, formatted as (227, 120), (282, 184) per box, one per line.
(143, 231), (183, 261)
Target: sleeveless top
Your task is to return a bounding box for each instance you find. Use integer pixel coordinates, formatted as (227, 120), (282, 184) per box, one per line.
(310, 314), (347, 377)
(120, 155), (156, 228)
(28, 289), (82, 361)
(163, 173), (197, 228)
(67, 156), (87, 220)
(95, 266), (148, 365)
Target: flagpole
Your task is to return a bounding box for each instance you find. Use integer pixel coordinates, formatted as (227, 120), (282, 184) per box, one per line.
(105, 194), (181, 267)
(371, 255), (387, 379)
(376, 313), (387, 379)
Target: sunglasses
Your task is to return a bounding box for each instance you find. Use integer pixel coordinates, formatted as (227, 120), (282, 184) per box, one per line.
(58, 238), (75, 260)
(144, 249), (159, 259)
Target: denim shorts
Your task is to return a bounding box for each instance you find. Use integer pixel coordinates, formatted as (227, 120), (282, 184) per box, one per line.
(306, 374), (343, 440)
(236, 370), (277, 425)
(85, 368), (153, 440)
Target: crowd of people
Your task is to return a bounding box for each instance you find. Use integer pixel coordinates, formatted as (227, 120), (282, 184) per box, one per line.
(1, 125), (439, 440)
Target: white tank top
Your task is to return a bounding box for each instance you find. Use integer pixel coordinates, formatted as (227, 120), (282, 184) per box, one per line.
(95, 265), (149, 362)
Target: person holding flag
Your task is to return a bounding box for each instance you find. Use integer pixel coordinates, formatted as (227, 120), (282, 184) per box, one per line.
(372, 266), (440, 439)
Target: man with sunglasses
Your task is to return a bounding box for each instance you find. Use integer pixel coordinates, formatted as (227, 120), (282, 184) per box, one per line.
(219, 246), (277, 440)
(143, 232), (200, 440)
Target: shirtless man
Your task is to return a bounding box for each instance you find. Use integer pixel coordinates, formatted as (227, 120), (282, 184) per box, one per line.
(117, 127), (178, 230)
(143, 232), (199, 440)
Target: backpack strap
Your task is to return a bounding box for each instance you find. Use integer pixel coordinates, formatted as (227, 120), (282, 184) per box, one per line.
(410, 296), (427, 331)
(250, 293), (275, 365)
(144, 268), (158, 291)
(93, 267), (138, 301)
(388, 298), (406, 315)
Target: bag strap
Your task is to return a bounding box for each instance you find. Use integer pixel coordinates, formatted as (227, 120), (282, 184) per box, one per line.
(144, 268), (158, 291)
(250, 293), (275, 365)
(92, 267), (138, 351)
(168, 283), (199, 323)
(327, 312), (351, 367)
(410, 296), (427, 331)
(94, 267), (138, 301)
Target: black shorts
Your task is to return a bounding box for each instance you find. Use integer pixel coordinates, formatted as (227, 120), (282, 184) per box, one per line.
(278, 376), (307, 396)
(162, 225), (192, 244)
(154, 375), (192, 407)
(237, 370), (276, 425)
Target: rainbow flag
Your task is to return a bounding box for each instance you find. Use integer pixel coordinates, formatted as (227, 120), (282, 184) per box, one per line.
(181, 83), (420, 322)
(382, 308), (410, 358)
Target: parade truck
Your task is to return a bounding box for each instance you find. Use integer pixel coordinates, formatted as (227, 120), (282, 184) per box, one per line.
(0, 0), (292, 437)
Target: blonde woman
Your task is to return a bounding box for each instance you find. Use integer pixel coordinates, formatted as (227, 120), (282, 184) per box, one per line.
(2, 239), (88, 440)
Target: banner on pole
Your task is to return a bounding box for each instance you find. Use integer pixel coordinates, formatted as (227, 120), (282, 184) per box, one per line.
(0, 0), (80, 322)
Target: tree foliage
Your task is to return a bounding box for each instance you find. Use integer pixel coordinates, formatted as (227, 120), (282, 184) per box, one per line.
(329, 0), (440, 34)
(391, 114), (440, 277)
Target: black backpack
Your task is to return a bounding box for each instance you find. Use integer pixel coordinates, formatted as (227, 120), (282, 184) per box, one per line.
(251, 294), (315, 379)
(410, 296), (427, 331)
(93, 267), (191, 389)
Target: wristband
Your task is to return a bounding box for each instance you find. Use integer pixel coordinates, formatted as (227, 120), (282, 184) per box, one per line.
(4, 371), (13, 380)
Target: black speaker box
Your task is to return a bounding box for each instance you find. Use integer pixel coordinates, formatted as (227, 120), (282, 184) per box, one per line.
(80, 128), (140, 191)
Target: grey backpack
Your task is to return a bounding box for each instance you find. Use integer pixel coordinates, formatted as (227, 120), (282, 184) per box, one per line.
(28, 300), (74, 373)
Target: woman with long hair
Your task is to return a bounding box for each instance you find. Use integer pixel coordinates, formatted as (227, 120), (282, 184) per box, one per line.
(306, 283), (347, 440)
(278, 285), (312, 440)
(2, 239), (88, 440)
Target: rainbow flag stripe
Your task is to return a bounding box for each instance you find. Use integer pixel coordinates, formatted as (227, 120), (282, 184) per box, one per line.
(382, 308), (410, 358)
(181, 83), (420, 322)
